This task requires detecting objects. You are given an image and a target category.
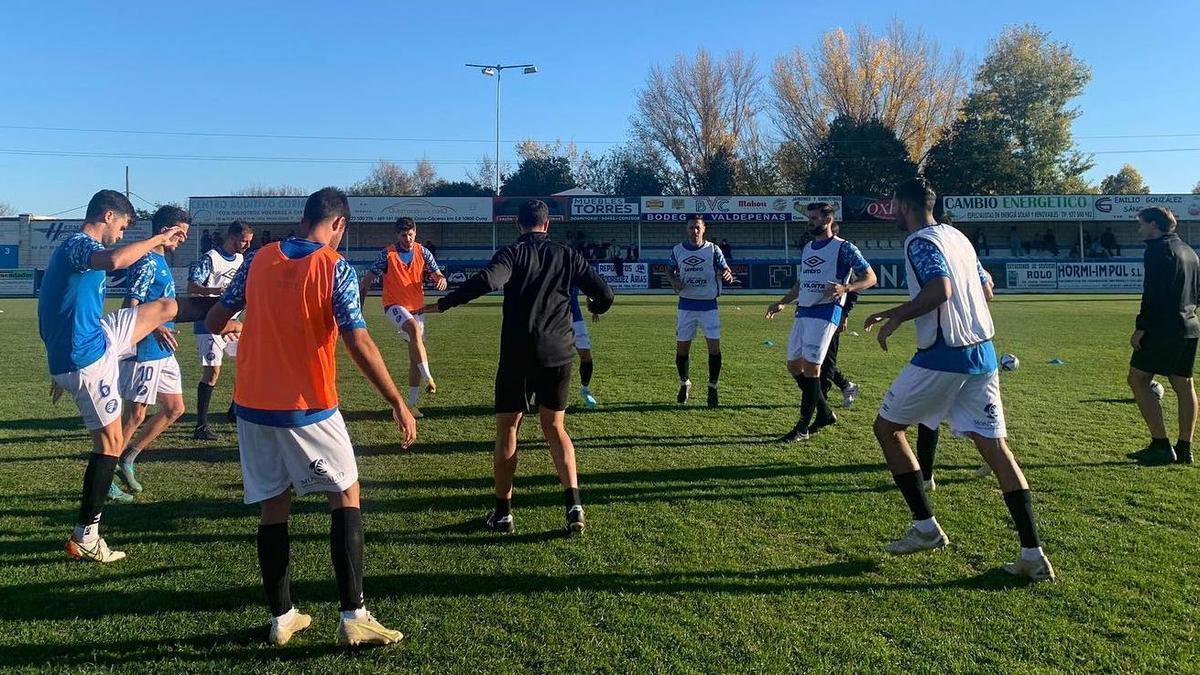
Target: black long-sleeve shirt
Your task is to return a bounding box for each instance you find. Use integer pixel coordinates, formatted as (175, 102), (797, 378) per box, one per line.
(1137, 233), (1200, 338)
(438, 232), (615, 367)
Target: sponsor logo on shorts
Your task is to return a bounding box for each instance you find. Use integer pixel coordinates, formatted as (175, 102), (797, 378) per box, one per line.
(309, 458), (329, 476)
(973, 403), (1002, 429)
(206, 351), (216, 362)
(137, 385), (149, 397)
(984, 403), (998, 420)
(104, 399), (118, 414)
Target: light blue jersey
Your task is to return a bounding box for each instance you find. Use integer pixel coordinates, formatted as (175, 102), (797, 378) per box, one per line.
(38, 232), (107, 375)
(126, 251), (176, 362)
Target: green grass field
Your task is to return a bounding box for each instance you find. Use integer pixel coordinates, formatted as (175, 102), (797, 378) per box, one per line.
(2, 294), (1199, 673)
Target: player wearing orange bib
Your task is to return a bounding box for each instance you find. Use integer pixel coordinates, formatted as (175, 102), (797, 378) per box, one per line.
(206, 188), (417, 647)
(359, 217), (447, 417)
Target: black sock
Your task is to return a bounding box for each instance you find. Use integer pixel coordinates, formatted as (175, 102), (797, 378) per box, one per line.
(830, 367), (849, 391)
(1151, 437), (1171, 449)
(580, 360), (593, 388)
(257, 522), (292, 617)
(798, 376), (818, 428)
(78, 453), (118, 529)
(1177, 440), (1192, 455)
(917, 424), (940, 481)
(565, 487), (581, 508)
(494, 497), (511, 519)
(813, 378), (832, 419)
(196, 382), (214, 428)
(1002, 489), (1042, 549)
(892, 470), (934, 521)
(330, 507), (364, 612)
(708, 352), (722, 386)
(675, 354), (689, 382)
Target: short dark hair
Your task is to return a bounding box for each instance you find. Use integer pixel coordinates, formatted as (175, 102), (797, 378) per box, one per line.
(894, 176), (936, 213)
(228, 220), (254, 236)
(395, 217), (416, 232)
(84, 189), (134, 222)
(517, 199), (549, 229)
(151, 205), (189, 233)
(302, 187), (350, 226)
(1139, 206), (1177, 233)
(806, 202), (835, 216)
(685, 213), (705, 224)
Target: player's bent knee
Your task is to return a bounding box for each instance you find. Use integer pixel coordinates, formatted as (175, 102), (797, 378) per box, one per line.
(873, 416), (904, 445)
(1128, 368), (1151, 388)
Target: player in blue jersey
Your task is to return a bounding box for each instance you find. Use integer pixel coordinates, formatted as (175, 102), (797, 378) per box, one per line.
(863, 177), (1053, 581)
(570, 287), (599, 408)
(112, 206), (192, 498)
(39, 190), (187, 563)
(669, 215), (734, 408)
(767, 203), (876, 442)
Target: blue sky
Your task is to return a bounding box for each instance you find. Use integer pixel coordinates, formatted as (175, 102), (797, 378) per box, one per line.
(3, 0), (1198, 215)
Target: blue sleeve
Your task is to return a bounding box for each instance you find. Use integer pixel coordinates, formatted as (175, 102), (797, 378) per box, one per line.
(976, 260), (991, 286)
(906, 239), (950, 288)
(219, 251), (253, 312)
(65, 234), (104, 273)
(839, 241), (871, 275)
(332, 259), (367, 331)
(368, 249), (389, 277)
(712, 246), (729, 271)
(189, 255), (212, 284)
(422, 247), (441, 274)
(125, 257), (154, 302)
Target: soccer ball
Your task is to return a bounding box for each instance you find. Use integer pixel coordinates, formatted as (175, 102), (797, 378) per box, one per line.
(1000, 353), (1019, 372)
(1151, 380), (1165, 400)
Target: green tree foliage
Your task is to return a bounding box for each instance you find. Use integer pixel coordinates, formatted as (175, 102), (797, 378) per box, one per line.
(806, 117), (917, 196)
(499, 156), (575, 196)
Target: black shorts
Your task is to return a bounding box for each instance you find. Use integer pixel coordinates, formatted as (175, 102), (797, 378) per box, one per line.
(495, 361), (573, 414)
(1131, 333), (1198, 378)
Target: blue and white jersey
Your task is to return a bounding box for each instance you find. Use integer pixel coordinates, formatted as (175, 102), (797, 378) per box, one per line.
(569, 286), (584, 322)
(905, 226), (997, 375)
(221, 237), (366, 333)
(670, 241), (729, 311)
(190, 248), (243, 335)
(126, 251), (176, 362)
(367, 245), (441, 277)
(38, 232), (107, 375)
(795, 237), (871, 325)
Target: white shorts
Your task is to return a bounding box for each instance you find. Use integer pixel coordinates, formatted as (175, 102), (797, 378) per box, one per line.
(879, 365), (1008, 439)
(384, 304), (425, 342)
(573, 320), (591, 350)
(787, 317), (839, 364)
(198, 333), (238, 367)
(52, 307), (139, 430)
(119, 355), (183, 405)
(237, 410), (359, 504)
(676, 309), (721, 341)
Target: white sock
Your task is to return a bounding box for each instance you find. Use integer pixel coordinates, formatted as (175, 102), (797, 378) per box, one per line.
(1020, 546), (1045, 561)
(417, 362), (432, 382)
(341, 606), (368, 621)
(913, 517), (940, 535)
(407, 386), (420, 406)
(122, 446), (142, 465)
(74, 523), (99, 545)
(272, 606), (297, 622)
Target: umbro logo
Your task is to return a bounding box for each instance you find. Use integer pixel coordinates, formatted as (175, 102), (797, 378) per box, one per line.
(682, 255), (705, 266)
(804, 256), (824, 267)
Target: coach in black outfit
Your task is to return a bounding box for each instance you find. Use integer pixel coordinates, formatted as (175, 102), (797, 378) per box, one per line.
(1128, 206), (1200, 465)
(422, 199), (614, 535)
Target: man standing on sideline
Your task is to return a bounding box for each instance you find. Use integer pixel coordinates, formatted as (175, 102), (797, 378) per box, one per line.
(421, 200), (614, 536)
(112, 205), (191, 498)
(359, 217), (447, 417)
(1127, 206), (1200, 465)
(863, 177), (1054, 581)
(40, 190), (186, 563)
(768, 202), (876, 442)
(669, 214), (733, 407)
(206, 188), (416, 647)
(188, 220), (254, 440)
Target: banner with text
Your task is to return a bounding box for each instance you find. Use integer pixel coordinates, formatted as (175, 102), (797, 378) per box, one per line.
(1005, 262), (1058, 290)
(641, 196), (842, 222)
(570, 197), (639, 221)
(189, 196), (493, 225)
(596, 262), (649, 290)
(493, 196), (568, 223)
(0, 269), (35, 295)
(1055, 262), (1143, 291)
(1092, 194), (1200, 221)
(945, 194), (1200, 222)
(26, 220), (153, 269)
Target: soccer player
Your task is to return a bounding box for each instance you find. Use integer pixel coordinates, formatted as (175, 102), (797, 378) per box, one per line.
(188, 220), (254, 440)
(39, 190), (186, 563)
(768, 203), (876, 442)
(422, 199), (614, 536)
(669, 214), (733, 407)
(863, 177), (1053, 581)
(818, 225), (862, 409)
(206, 188), (416, 647)
(112, 205), (191, 497)
(358, 216), (447, 417)
(571, 286), (599, 408)
(1127, 206), (1200, 465)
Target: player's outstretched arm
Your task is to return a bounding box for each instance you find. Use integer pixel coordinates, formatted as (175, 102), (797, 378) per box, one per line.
(575, 258), (614, 317)
(342, 328), (416, 449)
(90, 227), (185, 271)
(358, 271), (378, 302)
(768, 282), (800, 318)
(433, 248), (514, 313)
(864, 277), (951, 351)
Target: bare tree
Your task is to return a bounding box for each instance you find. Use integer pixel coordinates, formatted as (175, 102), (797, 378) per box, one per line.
(632, 48), (763, 193)
(0, 200), (14, 216)
(350, 160), (441, 196)
(770, 20), (966, 164)
(466, 155), (499, 195)
(233, 184), (306, 196)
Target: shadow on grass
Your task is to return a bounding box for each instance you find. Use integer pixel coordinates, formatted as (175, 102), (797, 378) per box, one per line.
(1078, 397), (1136, 404)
